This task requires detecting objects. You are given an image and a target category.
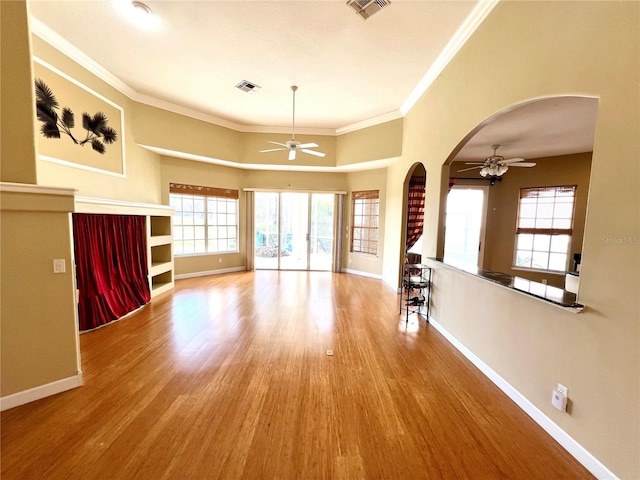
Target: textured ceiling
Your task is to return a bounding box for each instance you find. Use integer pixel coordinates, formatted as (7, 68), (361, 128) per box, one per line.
(27, 0), (598, 165)
(28, 0), (480, 132)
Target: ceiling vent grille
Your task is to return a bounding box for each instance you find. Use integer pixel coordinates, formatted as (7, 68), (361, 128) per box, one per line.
(235, 80), (261, 93)
(346, 0), (390, 20)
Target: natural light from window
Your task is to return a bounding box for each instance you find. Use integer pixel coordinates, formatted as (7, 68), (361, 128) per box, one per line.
(514, 185), (576, 272)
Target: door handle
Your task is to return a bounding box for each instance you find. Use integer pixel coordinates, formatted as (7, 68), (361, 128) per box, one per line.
(306, 233), (309, 241)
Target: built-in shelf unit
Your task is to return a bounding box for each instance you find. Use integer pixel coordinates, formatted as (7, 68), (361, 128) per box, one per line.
(74, 197), (174, 299)
(147, 214), (174, 297)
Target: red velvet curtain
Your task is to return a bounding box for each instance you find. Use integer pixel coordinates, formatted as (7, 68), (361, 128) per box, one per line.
(406, 176), (425, 252)
(73, 214), (150, 331)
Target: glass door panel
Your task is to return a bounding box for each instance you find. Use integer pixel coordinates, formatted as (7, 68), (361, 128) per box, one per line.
(310, 193), (334, 271)
(254, 191), (336, 271)
(280, 193), (309, 270)
(254, 192), (279, 270)
(444, 187), (486, 268)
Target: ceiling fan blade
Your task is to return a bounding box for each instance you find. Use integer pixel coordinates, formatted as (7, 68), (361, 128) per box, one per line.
(508, 162), (537, 167)
(501, 157), (526, 164)
(289, 149), (296, 161)
(301, 149), (326, 158)
(457, 166), (483, 172)
(296, 143), (318, 149)
(260, 148), (287, 153)
(464, 162), (485, 165)
(267, 141), (289, 148)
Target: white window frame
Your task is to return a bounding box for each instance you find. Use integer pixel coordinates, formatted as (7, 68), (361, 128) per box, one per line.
(350, 190), (379, 256)
(170, 187), (239, 257)
(513, 185), (577, 273)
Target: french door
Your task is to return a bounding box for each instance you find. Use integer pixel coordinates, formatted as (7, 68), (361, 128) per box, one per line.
(254, 192), (335, 271)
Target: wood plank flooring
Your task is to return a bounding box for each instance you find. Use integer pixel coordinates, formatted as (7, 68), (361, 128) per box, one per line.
(1, 271), (593, 479)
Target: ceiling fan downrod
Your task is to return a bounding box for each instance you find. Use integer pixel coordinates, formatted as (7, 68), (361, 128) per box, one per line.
(291, 85), (297, 141)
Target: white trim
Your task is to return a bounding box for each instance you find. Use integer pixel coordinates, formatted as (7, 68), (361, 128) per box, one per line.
(336, 110), (403, 135)
(401, 0), (499, 116)
(244, 188), (347, 195)
(31, 6), (496, 137)
(75, 196), (173, 214)
(427, 316), (618, 480)
(30, 18), (136, 98)
(343, 268), (382, 280)
(0, 372), (83, 411)
(0, 182), (76, 196)
(140, 144), (394, 173)
(39, 155), (126, 179)
(174, 266), (246, 280)
(30, 19), (335, 136)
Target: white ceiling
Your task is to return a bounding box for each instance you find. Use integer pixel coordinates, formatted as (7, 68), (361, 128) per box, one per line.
(27, 0), (598, 166)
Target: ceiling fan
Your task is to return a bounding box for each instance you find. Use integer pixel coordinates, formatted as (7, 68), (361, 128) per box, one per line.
(458, 144), (536, 177)
(260, 85), (326, 161)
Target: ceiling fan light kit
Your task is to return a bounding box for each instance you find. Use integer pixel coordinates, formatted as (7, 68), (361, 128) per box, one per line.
(458, 144), (536, 178)
(259, 86), (326, 161)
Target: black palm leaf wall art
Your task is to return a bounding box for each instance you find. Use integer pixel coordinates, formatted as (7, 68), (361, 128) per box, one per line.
(35, 78), (118, 154)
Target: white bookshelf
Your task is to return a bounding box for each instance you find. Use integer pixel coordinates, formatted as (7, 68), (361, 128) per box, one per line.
(75, 196), (175, 298)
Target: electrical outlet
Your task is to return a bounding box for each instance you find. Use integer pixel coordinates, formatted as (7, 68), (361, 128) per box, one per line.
(557, 384), (568, 396)
(218, 258), (222, 263)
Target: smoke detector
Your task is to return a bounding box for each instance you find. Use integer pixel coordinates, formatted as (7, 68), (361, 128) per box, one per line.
(346, 0), (391, 20)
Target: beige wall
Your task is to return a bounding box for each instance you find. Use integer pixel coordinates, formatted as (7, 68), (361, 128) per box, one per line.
(32, 37), (163, 204)
(160, 156), (246, 275)
(478, 152), (592, 288)
(385, 2), (638, 477)
(161, 156), (350, 276)
(1, 1), (38, 184)
(1, 190), (80, 397)
(0, 1), (80, 401)
(336, 119), (403, 166)
(5, 0), (638, 475)
(344, 168), (388, 276)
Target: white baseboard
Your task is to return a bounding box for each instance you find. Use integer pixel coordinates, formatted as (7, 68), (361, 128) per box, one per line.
(343, 268), (382, 280)
(175, 266), (246, 280)
(428, 316), (617, 480)
(1, 371), (83, 411)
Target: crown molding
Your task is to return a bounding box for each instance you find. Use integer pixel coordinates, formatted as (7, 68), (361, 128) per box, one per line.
(30, 16), (137, 98)
(29, 1), (498, 136)
(400, 0), (500, 116)
(335, 110), (403, 136)
(139, 145), (394, 173)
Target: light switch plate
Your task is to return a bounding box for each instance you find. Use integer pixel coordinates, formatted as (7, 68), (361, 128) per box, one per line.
(53, 259), (66, 273)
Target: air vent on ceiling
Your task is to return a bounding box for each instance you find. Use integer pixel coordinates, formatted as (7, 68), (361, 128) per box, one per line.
(346, 0), (390, 20)
(235, 80), (261, 93)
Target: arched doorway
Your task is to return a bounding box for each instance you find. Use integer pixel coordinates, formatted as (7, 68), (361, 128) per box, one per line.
(442, 95), (598, 288)
(400, 163), (426, 269)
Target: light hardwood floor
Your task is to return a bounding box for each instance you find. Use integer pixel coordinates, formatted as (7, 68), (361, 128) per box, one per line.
(1, 271), (593, 479)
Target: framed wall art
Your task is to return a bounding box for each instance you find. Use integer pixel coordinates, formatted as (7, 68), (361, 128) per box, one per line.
(33, 57), (126, 177)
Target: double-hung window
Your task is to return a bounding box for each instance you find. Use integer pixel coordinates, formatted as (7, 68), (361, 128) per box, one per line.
(514, 185), (576, 272)
(169, 183), (239, 256)
(351, 190), (379, 255)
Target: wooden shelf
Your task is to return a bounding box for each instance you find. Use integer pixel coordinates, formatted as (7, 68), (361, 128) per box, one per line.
(150, 261), (173, 277)
(149, 234), (172, 247)
(147, 214), (175, 298)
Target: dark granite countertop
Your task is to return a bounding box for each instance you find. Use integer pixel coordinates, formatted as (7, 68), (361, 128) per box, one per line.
(428, 258), (584, 312)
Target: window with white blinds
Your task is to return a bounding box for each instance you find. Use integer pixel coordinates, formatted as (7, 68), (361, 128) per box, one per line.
(351, 190), (379, 255)
(514, 185), (576, 272)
